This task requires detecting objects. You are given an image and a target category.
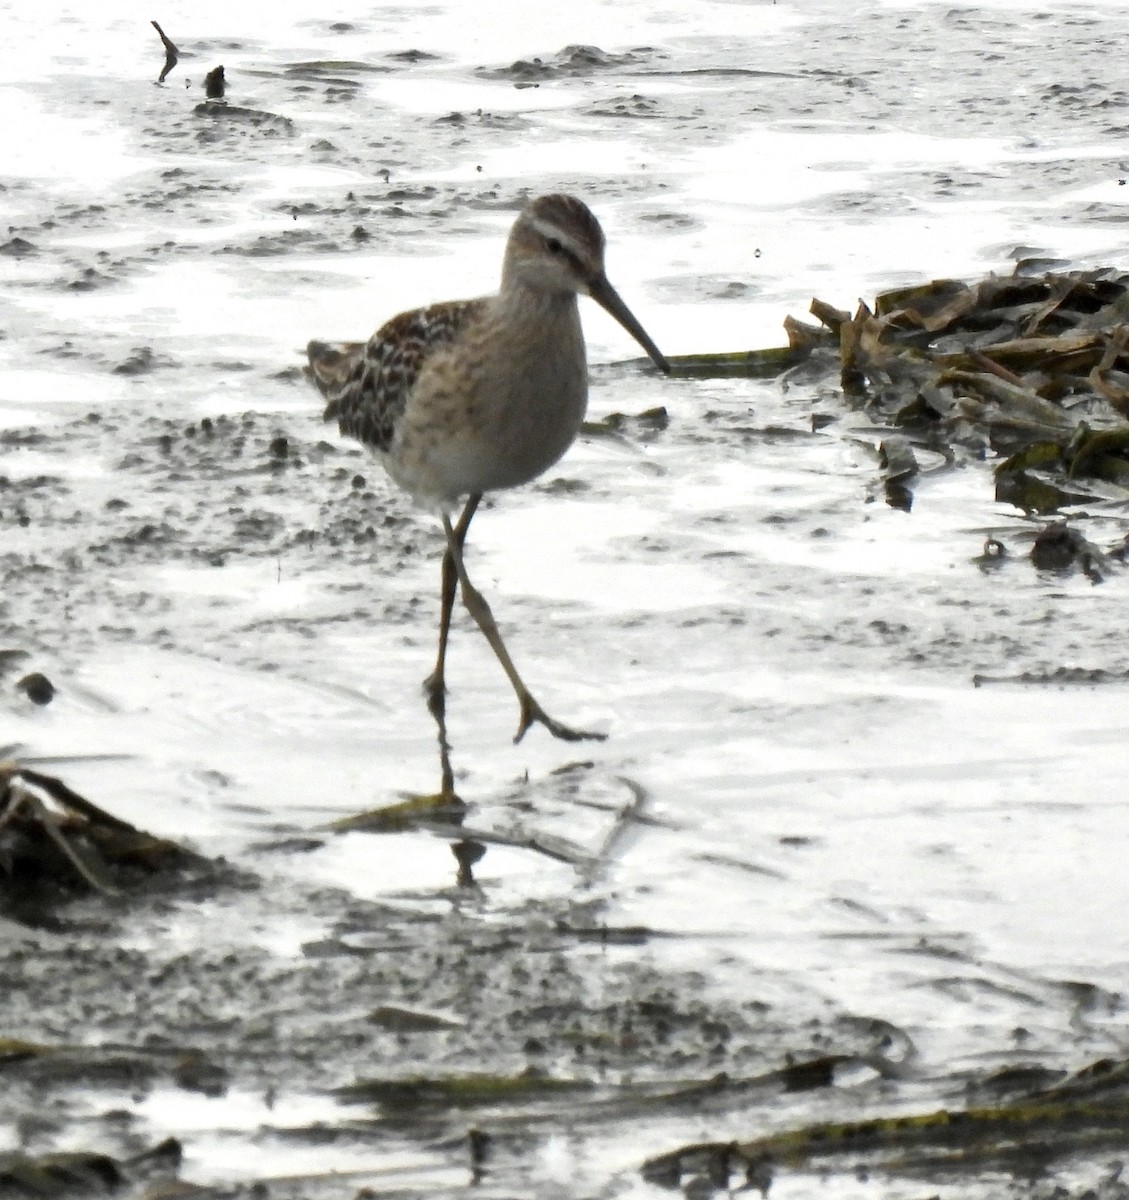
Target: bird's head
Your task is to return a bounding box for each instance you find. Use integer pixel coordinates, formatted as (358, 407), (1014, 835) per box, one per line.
(503, 194), (670, 374)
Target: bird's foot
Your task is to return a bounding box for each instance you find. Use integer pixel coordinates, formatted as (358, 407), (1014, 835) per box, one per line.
(515, 693), (607, 744)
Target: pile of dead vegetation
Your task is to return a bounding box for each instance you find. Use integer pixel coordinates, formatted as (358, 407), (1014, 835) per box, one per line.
(672, 265), (1129, 518)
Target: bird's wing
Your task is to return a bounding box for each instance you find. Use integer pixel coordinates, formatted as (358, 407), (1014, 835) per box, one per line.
(307, 298), (487, 452)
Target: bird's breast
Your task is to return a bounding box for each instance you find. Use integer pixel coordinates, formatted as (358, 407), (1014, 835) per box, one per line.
(393, 296), (589, 502)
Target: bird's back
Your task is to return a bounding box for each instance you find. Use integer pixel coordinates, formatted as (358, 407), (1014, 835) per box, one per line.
(308, 298), (488, 453)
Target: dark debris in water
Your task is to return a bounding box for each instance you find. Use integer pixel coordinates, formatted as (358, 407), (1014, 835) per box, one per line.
(15, 672), (55, 705)
(0, 236), (38, 258)
(194, 100), (296, 135)
(967, 520), (1124, 584)
(204, 65), (225, 100)
(674, 266), (1129, 518)
(582, 404), (670, 440)
(0, 759), (213, 925)
(0, 1137), (183, 1198)
(972, 664), (1129, 688)
(112, 345), (177, 376)
(585, 92), (664, 120)
(479, 44), (651, 85)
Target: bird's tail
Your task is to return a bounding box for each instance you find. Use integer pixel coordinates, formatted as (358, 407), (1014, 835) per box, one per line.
(305, 340), (367, 422)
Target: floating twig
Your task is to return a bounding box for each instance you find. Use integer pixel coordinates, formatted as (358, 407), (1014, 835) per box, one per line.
(151, 20), (179, 83)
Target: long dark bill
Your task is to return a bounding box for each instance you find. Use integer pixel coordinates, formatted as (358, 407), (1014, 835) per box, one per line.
(590, 274), (671, 375)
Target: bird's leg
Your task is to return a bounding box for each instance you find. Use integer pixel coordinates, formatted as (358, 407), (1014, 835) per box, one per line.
(424, 493), (481, 729)
(440, 513), (606, 745)
(427, 498), (480, 797)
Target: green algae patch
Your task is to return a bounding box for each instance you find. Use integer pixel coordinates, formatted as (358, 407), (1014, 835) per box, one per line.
(327, 790), (468, 834)
(643, 1055), (1129, 1192)
(337, 1070), (595, 1110)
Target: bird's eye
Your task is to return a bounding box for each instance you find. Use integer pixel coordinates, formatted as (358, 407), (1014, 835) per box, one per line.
(545, 237), (563, 255)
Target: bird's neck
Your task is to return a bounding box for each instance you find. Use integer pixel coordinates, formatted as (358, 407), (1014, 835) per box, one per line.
(496, 279), (579, 328)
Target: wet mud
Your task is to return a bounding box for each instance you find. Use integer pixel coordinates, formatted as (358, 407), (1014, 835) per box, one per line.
(3, 1), (1129, 1196)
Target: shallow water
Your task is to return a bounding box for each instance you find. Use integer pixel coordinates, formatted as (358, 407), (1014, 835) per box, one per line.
(2, 0), (1129, 1195)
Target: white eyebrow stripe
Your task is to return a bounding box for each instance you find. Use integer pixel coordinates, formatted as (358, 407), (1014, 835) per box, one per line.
(528, 217), (584, 257)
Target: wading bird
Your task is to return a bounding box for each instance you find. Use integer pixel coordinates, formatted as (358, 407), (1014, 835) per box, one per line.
(308, 194), (670, 743)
